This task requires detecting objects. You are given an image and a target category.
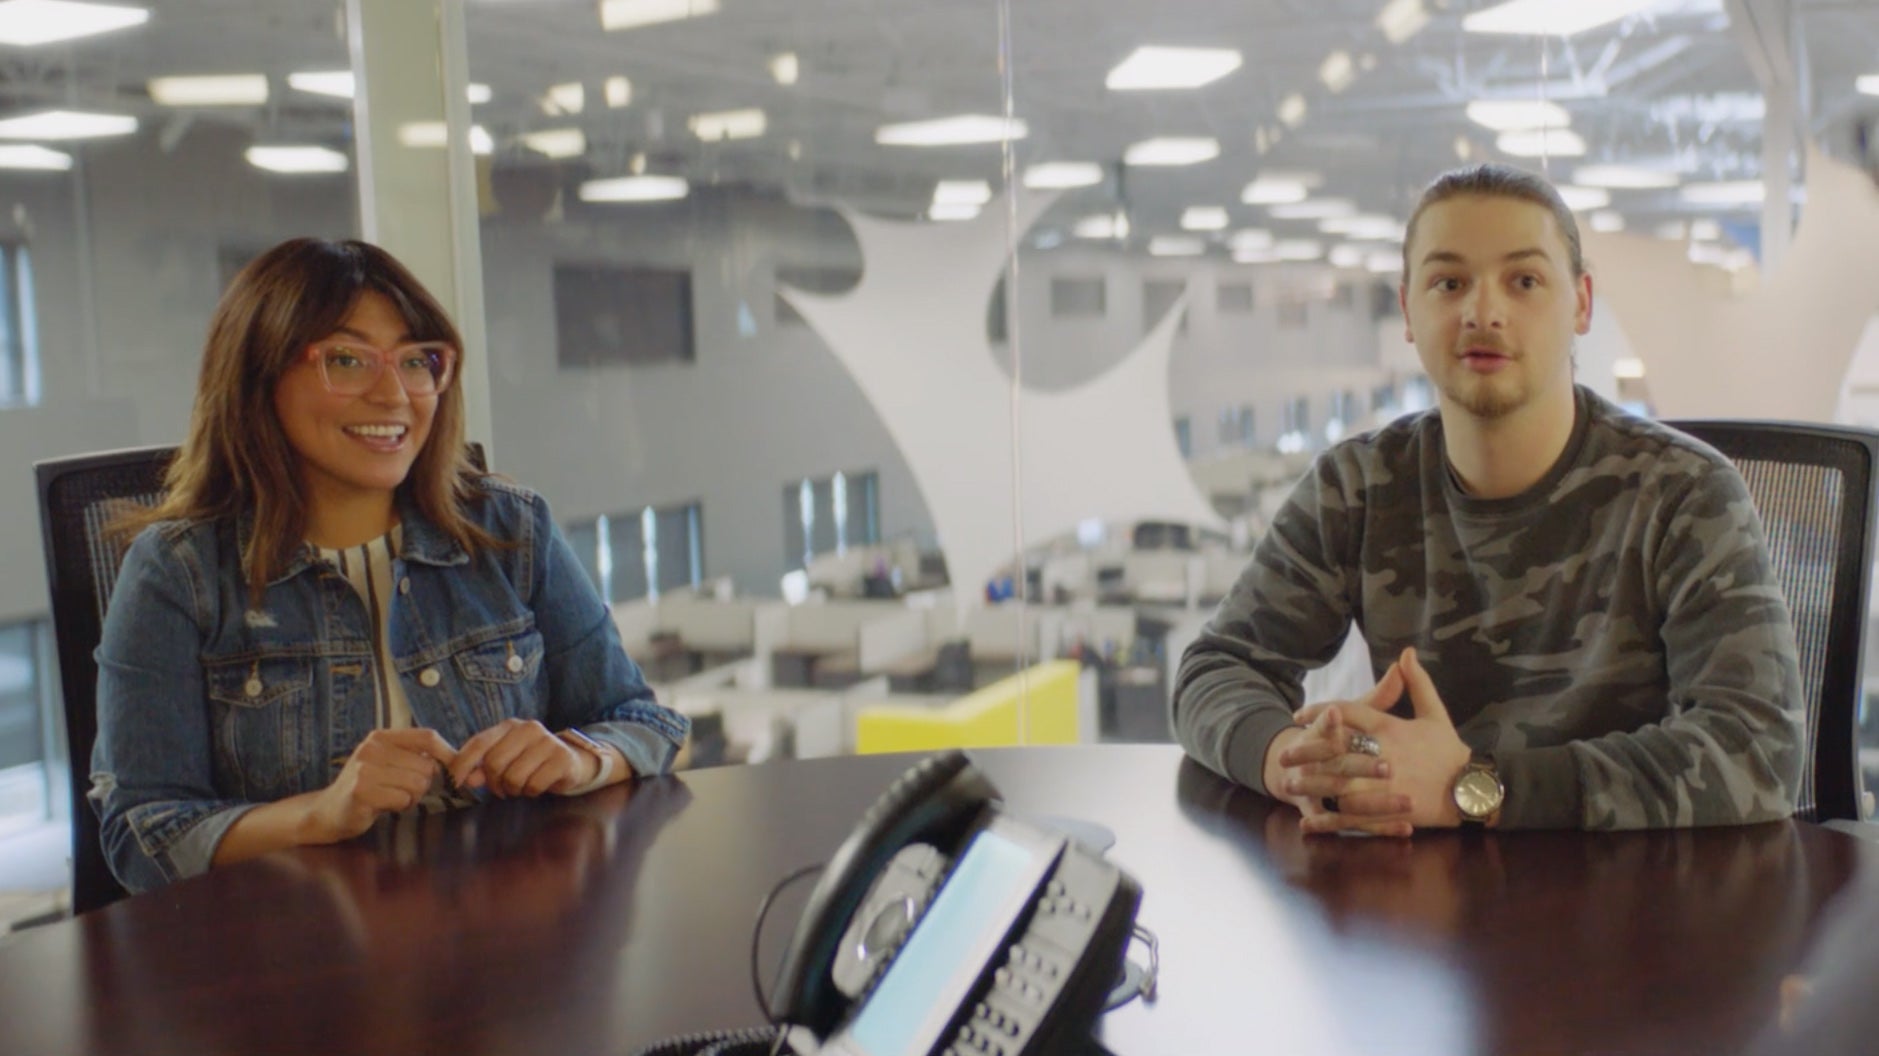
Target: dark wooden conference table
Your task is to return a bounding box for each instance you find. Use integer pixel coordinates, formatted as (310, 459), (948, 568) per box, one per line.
(2, 745), (1877, 1056)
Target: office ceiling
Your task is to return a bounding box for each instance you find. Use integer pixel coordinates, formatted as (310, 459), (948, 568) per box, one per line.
(5, 0), (1879, 253)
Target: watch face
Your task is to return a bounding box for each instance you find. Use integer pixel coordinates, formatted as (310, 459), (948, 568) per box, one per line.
(1455, 769), (1504, 818)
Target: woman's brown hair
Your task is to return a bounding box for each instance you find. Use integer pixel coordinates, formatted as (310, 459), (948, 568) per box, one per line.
(117, 237), (498, 602)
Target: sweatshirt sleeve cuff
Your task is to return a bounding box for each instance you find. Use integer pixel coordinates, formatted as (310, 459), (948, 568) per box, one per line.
(1224, 710), (1298, 798)
(1494, 745), (1583, 829)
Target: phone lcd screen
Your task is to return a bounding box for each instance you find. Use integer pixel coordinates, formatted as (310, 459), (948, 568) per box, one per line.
(844, 828), (1051, 1056)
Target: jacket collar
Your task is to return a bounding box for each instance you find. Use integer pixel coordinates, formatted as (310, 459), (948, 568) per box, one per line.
(239, 487), (470, 587)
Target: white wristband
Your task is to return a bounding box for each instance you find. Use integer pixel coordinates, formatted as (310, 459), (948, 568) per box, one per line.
(556, 728), (617, 796)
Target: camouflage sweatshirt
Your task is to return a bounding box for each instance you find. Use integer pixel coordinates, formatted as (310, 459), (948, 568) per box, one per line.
(1174, 386), (1804, 829)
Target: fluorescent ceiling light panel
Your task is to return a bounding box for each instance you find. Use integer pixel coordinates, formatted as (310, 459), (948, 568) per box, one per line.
(1149, 236), (1206, 257)
(0, 144), (70, 170)
(1688, 218), (1722, 241)
(1556, 185), (1611, 211)
(1613, 358), (1646, 379)
(928, 202), (980, 221)
(1376, 0), (1431, 44)
(1105, 46), (1242, 91)
(769, 52), (799, 86)
(1269, 198), (1355, 220)
(0, 109), (134, 139)
(1860, 75), (1879, 97)
(522, 128), (586, 159)
(1277, 93), (1307, 128)
(1181, 206), (1229, 231)
(1329, 244), (1365, 269)
(1463, 0), (1657, 37)
(148, 74), (267, 107)
(1275, 239), (1324, 261)
(599, 0), (719, 32)
(1241, 176), (1312, 205)
(1653, 220), (1689, 240)
(1496, 128), (1587, 157)
(604, 76), (632, 108)
(0, 0), (147, 46)
(1072, 214), (1123, 239)
(1365, 251), (1402, 273)
(876, 114), (1027, 146)
(1321, 215), (1406, 241)
(548, 82), (585, 115)
(1124, 136), (1218, 166)
(288, 70), (353, 99)
(396, 121), (493, 155)
(579, 175), (690, 202)
(244, 145), (348, 174)
(468, 83), (492, 105)
(689, 107), (766, 141)
(1588, 210), (1626, 232)
(1573, 163), (1678, 189)
(1233, 247), (1280, 264)
(1319, 50), (1355, 93)
(1230, 228), (1274, 251)
(1023, 161), (1102, 189)
(1680, 180), (1765, 206)
(933, 179), (992, 206)
(1466, 99), (1570, 131)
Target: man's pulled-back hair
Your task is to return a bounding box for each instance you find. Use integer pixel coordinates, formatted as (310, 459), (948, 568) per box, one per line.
(1401, 163), (1585, 278)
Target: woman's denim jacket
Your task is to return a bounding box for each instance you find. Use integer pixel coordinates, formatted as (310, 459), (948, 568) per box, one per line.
(91, 476), (689, 894)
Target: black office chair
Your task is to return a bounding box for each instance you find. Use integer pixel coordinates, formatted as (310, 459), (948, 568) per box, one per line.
(35, 441), (490, 914)
(1670, 420), (1879, 827)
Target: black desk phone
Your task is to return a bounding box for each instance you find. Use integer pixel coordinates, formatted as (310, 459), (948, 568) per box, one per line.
(635, 751), (1144, 1056)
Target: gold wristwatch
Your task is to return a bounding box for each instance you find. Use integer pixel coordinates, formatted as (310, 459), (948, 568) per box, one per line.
(1452, 754), (1504, 828)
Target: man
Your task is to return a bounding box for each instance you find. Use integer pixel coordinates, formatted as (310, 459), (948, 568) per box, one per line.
(1173, 163), (1803, 833)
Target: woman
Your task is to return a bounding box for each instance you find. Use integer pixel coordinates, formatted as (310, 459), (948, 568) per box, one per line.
(93, 237), (688, 894)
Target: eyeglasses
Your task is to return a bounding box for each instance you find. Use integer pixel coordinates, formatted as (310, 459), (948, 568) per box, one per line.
(307, 340), (457, 396)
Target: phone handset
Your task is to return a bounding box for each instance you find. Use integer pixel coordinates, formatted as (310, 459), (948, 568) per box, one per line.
(770, 750), (997, 1036)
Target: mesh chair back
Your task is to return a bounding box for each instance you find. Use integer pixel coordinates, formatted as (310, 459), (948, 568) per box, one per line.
(34, 445), (176, 913)
(1669, 421), (1879, 823)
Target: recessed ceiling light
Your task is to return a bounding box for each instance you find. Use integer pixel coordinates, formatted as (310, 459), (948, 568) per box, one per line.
(1277, 93), (1307, 128)
(1466, 99), (1571, 131)
(1241, 175), (1314, 205)
(1023, 162), (1103, 189)
(0, 109), (135, 140)
(1613, 358), (1646, 379)
(468, 83), (492, 105)
(1073, 214), (1124, 239)
(1233, 246), (1281, 264)
(548, 82), (585, 116)
(604, 76), (632, 108)
(0, 144), (70, 170)
(1181, 206), (1230, 231)
(1463, 0), (1656, 37)
(1275, 239), (1324, 261)
(876, 115), (1027, 147)
(1319, 51), (1355, 94)
(288, 70), (354, 100)
(1654, 220), (1689, 240)
(928, 202), (980, 222)
(1573, 163), (1679, 189)
(1124, 137), (1218, 166)
(1329, 244), (1365, 269)
(599, 0), (719, 32)
(1230, 228), (1274, 251)
(521, 128), (586, 159)
(1320, 214), (1405, 241)
(0, 0), (147, 46)
(1105, 46), (1242, 91)
(1365, 251), (1402, 273)
(1376, 0), (1431, 44)
(244, 145), (348, 174)
(1149, 236), (1206, 257)
(1689, 218), (1722, 241)
(1588, 210), (1626, 232)
(1269, 198), (1355, 220)
(690, 108), (766, 141)
(148, 74), (268, 107)
(933, 179), (992, 206)
(579, 175), (690, 202)
(397, 121), (493, 155)
(1556, 185), (1611, 211)
(1680, 180), (1768, 206)
(1496, 129), (1587, 157)
(1860, 74), (1879, 96)
(769, 52), (799, 86)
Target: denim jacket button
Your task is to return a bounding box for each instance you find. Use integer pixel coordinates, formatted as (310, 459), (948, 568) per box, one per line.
(244, 677), (262, 699)
(419, 667), (441, 688)
(506, 654), (525, 674)
(398, 577), (410, 595)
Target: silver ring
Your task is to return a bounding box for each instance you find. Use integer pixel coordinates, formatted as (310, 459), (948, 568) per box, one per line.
(1348, 732), (1382, 757)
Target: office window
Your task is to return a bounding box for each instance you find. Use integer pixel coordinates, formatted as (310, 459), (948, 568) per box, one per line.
(784, 469), (881, 571)
(0, 620), (48, 835)
(774, 263), (862, 327)
(1050, 276), (1105, 318)
(0, 242), (39, 408)
(1143, 279), (1187, 336)
(1237, 405), (1255, 446)
(565, 504), (703, 603)
(1216, 281), (1254, 314)
(647, 502), (706, 597)
(1217, 407), (1237, 445)
(553, 262), (695, 367)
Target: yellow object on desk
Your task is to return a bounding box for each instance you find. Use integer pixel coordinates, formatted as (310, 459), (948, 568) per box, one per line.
(854, 659), (1081, 753)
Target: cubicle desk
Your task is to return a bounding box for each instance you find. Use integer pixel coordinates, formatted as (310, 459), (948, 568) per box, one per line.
(1, 747), (1874, 1056)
